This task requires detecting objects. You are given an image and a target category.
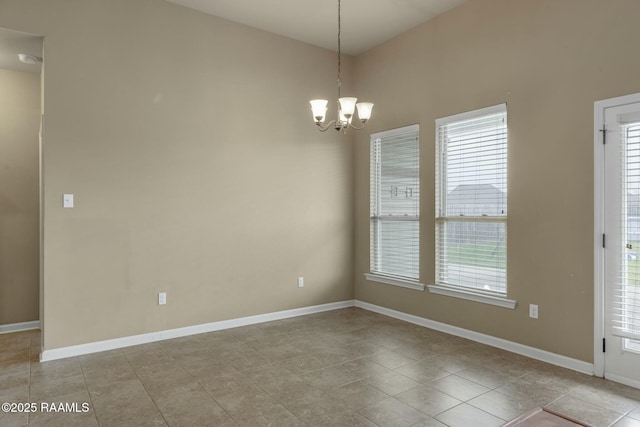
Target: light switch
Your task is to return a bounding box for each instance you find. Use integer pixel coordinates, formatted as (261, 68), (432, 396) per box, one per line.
(63, 194), (74, 208)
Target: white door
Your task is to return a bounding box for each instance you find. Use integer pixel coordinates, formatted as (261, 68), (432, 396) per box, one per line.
(599, 93), (640, 388)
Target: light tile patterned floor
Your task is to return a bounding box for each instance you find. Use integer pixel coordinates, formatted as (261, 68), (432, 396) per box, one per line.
(1, 307), (639, 426)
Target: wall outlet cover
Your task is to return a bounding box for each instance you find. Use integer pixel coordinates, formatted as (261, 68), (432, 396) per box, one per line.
(529, 304), (538, 319)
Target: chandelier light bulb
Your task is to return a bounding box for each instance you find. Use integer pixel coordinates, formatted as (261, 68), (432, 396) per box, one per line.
(309, 99), (329, 123)
(356, 102), (374, 123)
(338, 97), (357, 119)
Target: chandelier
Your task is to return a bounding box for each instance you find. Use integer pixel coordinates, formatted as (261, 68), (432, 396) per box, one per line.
(309, 0), (373, 132)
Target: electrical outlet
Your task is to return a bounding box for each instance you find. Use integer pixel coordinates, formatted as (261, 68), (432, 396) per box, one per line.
(297, 277), (304, 288)
(158, 292), (167, 305)
(529, 304), (538, 319)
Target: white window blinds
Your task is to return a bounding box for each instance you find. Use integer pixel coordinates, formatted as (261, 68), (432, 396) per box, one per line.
(370, 125), (420, 281)
(614, 121), (640, 339)
(436, 104), (507, 294)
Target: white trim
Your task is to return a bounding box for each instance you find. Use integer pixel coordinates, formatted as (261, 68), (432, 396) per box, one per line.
(40, 300), (354, 362)
(594, 97), (606, 377)
(365, 273), (425, 291)
(0, 321), (40, 335)
(427, 284), (516, 309)
(370, 123), (419, 140)
(605, 372), (640, 390)
(436, 103), (507, 126)
(37, 297), (596, 376)
(355, 300), (593, 375)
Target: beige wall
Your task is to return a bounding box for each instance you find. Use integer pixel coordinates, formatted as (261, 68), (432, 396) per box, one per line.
(4, 0), (638, 363)
(0, 0), (355, 350)
(353, 0), (640, 363)
(0, 69), (40, 326)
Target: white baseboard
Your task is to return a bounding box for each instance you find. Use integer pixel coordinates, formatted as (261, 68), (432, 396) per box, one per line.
(605, 373), (640, 390)
(0, 320), (40, 335)
(40, 300), (355, 362)
(40, 298), (595, 377)
(354, 300), (594, 376)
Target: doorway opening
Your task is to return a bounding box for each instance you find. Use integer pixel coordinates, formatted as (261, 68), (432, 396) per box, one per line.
(0, 27), (43, 339)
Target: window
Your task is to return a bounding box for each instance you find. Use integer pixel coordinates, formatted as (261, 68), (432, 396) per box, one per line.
(366, 125), (422, 290)
(617, 120), (640, 348)
(431, 104), (514, 308)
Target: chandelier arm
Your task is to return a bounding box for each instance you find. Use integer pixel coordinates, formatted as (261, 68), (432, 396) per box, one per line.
(316, 120), (338, 132)
(347, 121), (365, 131)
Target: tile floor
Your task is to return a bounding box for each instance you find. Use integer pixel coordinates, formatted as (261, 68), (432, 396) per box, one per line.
(1, 307), (640, 427)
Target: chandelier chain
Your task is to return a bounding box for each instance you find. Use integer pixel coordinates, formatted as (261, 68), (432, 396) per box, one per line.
(337, 0), (341, 99)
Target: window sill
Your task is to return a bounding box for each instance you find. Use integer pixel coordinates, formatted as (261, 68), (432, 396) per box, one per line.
(364, 273), (425, 291)
(427, 284), (517, 309)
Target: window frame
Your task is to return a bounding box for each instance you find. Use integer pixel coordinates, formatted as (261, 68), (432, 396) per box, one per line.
(428, 104), (516, 309)
(366, 124), (425, 291)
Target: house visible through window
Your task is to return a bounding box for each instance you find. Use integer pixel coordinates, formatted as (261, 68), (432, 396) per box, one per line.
(435, 104), (508, 296)
(367, 125), (421, 289)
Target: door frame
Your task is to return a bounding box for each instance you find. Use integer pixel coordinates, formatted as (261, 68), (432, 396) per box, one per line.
(594, 92), (640, 385)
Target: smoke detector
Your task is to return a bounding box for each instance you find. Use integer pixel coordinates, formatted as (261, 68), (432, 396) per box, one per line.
(18, 53), (42, 64)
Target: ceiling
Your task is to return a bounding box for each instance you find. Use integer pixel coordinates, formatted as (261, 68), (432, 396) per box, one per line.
(165, 0), (466, 55)
(0, 27), (43, 74)
(0, 0), (465, 73)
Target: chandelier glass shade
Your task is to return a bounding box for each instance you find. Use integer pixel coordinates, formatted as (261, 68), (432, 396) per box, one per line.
(309, 0), (373, 132)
